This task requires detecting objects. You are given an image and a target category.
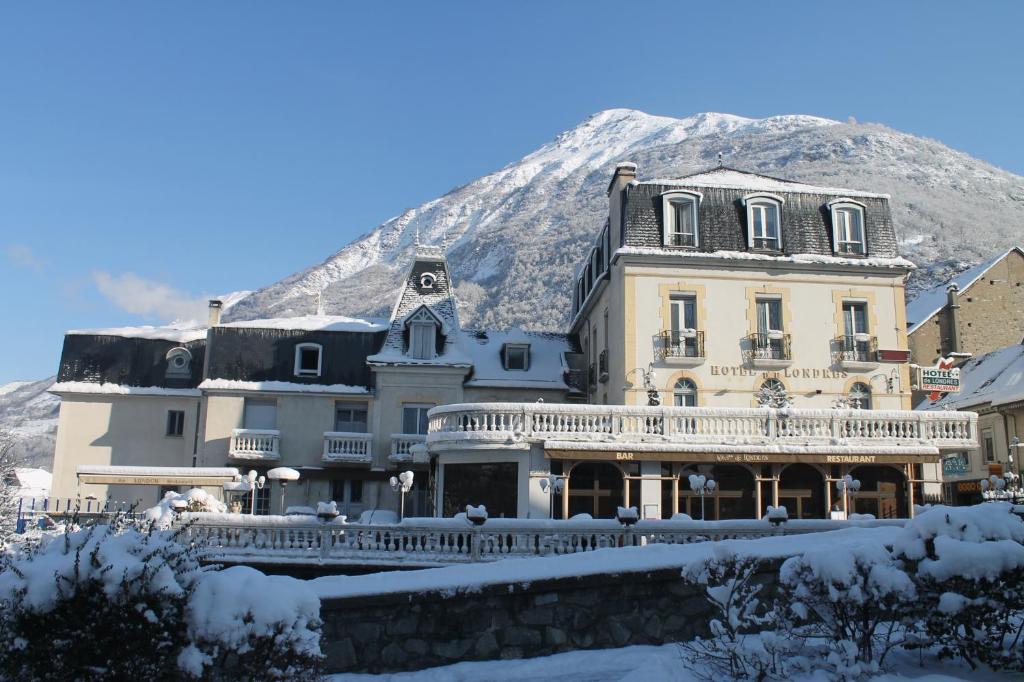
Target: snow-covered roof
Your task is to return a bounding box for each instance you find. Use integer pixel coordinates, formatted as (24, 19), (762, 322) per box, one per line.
(920, 344), (1024, 411)
(637, 167), (889, 199)
(64, 324), (208, 343)
(615, 246), (914, 270)
(906, 248), (1023, 334)
(217, 315), (388, 333)
(50, 382), (202, 397)
(460, 329), (572, 390)
(13, 468), (51, 498)
(76, 465), (240, 477)
(198, 379), (371, 395)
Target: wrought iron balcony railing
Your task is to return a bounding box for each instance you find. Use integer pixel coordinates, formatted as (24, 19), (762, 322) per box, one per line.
(835, 334), (878, 364)
(744, 332), (792, 362)
(654, 330), (705, 360)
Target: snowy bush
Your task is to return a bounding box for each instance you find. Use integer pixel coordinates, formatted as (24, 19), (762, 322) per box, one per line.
(894, 503), (1024, 670)
(145, 488), (227, 529)
(0, 518), (322, 680)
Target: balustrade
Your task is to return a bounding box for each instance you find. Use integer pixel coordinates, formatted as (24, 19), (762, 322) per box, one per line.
(229, 429), (280, 460)
(322, 432), (373, 464)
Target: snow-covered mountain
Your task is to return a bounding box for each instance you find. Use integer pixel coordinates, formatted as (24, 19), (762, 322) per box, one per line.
(0, 377), (59, 469)
(227, 108), (1024, 329)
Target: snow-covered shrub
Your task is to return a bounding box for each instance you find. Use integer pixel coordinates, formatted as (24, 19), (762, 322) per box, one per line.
(894, 503), (1024, 671)
(145, 488), (227, 529)
(0, 518), (322, 680)
(680, 549), (801, 680)
(0, 435), (21, 544)
(0, 518), (200, 680)
(779, 539), (917, 674)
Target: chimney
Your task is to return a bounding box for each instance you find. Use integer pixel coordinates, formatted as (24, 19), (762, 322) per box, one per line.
(607, 162), (637, 253)
(945, 284), (960, 355)
(207, 299), (223, 327)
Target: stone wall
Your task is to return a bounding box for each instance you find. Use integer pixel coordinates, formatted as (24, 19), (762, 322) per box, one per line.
(320, 558), (782, 674)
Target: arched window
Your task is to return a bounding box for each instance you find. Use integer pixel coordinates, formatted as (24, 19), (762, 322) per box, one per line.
(673, 379), (698, 407)
(743, 193), (784, 251)
(165, 347), (192, 379)
(756, 378), (790, 408)
(406, 308), (439, 360)
(828, 199), (867, 255)
(661, 190), (702, 248)
(849, 382), (872, 409)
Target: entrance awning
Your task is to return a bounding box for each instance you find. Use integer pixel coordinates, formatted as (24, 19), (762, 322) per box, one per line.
(76, 465), (240, 486)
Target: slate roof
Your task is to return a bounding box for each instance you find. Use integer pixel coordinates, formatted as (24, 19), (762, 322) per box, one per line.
(906, 247), (1024, 334)
(920, 343), (1024, 410)
(621, 166), (899, 259)
(56, 333), (207, 389)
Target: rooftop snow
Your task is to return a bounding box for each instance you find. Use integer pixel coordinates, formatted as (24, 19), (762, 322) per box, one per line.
(460, 328), (571, 390)
(920, 344), (1024, 410)
(50, 382), (202, 397)
(64, 324), (208, 343)
(906, 248), (1022, 334)
(615, 246), (915, 270)
(217, 315), (388, 333)
(637, 167), (889, 199)
(76, 465), (239, 477)
(198, 379), (371, 395)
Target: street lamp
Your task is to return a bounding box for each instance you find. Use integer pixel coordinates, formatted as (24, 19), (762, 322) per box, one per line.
(836, 475), (861, 517)
(980, 475), (1008, 502)
(267, 467), (300, 515)
(628, 364), (660, 406)
(688, 474), (716, 520)
(242, 470), (266, 515)
(390, 470), (415, 520)
(538, 474), (565, 519)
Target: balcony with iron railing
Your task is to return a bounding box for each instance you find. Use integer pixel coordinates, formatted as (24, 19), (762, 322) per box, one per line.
(427, 402), (978, 457)
(654, 330), (705, 366)
(229, 429), (281, 461)
(744, 332), (793, 369)
(322, 431), (374, 465)
(834, 334), (879, 371)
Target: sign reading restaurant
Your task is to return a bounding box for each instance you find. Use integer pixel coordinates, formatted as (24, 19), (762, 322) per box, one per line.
(546, 449), (940, 464)
(919, 362), (961, 393)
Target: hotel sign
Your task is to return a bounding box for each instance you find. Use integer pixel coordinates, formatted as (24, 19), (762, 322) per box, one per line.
(546, 449), (938, 465)
(919, 358), (960, 396)
(78, 474), (234, 486)
(710, 365), (848, 379)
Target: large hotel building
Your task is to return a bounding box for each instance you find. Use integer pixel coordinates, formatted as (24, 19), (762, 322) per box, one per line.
(50, 165), (977, 519)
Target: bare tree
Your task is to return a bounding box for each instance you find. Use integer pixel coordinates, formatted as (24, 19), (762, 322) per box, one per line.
(0, 433), (20, 544)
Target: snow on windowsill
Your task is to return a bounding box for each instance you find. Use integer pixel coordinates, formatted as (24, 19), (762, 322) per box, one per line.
(50, 382), (201, 397)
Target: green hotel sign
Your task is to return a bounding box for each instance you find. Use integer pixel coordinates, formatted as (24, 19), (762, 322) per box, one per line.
(942, 454), (969, 476)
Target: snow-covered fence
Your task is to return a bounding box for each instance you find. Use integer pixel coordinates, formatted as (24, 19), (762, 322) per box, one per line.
(178, 514), (905, 566)
(19, 496), (138, 519)
(427, 403), (977, 451)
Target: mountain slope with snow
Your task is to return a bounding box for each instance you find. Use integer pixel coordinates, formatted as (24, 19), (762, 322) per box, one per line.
(0, 377), (59, 469)
(227, 109), (1024, 330)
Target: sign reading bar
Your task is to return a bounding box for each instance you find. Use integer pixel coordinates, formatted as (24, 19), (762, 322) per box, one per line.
(545, 449), (938, 465)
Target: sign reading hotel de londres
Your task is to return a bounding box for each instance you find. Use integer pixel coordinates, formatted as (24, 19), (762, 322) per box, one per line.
(710, 365), (848, 379)
(919, 362), (961, 393)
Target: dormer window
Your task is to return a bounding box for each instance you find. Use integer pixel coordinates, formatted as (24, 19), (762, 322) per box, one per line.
(661, 190), (702, 248)
(406, 308), (438, 360)
(294, 343), (323, 377)
(419, 273), (436, 290)
(165, 347), (192, 379)
(503, 343), (530, 371)
(829, 199), (867, 255)
(743, 193), (784, 251)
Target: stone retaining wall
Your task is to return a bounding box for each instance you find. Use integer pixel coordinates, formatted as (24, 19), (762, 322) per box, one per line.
(320, 558), (782, 673)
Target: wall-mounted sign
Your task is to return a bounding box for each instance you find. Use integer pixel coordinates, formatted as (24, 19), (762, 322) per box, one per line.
(920, 358), (960, 398)
(710, 365), (848, 379)
(877, 349), (910, 363)
(957, 480), (981, 493)
(942, 454), (969, 476)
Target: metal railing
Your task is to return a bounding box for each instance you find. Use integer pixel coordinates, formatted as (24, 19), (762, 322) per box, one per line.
(229, 428), (281, 460)
(654, 330), (705, 360)
(744, 332), (792, 362)
(179, 515), (906, 565)
(427, 402), (978, 451)
(322, 431), (373, 465)
(835, 334), (878, 363)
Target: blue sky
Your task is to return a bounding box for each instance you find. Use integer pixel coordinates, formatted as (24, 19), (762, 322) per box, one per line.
(1, 1), (1022, 383)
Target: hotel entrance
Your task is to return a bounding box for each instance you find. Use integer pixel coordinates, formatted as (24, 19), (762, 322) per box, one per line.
(849, 465), (907, 519)
(567, 462), (624, 518)
(778, 464), (826, 519)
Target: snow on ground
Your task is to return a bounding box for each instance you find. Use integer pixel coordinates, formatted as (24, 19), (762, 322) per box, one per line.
(327, 642), (993, 682)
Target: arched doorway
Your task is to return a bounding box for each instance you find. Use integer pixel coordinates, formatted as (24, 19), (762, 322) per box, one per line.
(779, 464), (825, 519)
(677, 465), (755, 520)
(568, 463), (624, 518)
(849, 465), (907, 519)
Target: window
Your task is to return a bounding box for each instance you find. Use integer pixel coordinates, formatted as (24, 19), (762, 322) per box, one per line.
(673, 379), (698, 407)
(243, 398), (277, 430)
(294, 343), (322, 377)
(406, 308), (438, 360)
(756, 298), (783, 334)
(334, 403), (368, 433)
(419, 273), (436, 289)
(983, 430), (995, 463)
(843, 301), (869, 337)
(166, 410), (185, 437)
(503, 343), (530, 371)
(165, 347), (192, 379)
(661, 190), (701, 248)
(330, 479), (365, 517)
(743, 194), (784, 251)
(669, 294), (698, 357)
(402, 403), (433, 435)
(829, 200), (866, 255)
(849, 382), (872, 409)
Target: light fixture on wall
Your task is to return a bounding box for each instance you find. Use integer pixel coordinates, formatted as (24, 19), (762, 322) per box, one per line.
(627, 363), (660, 406)
(869, 369), (899, 394)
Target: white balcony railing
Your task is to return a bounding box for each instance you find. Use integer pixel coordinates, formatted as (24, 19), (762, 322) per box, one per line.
(322, 431), (373, 465)
(390, 434), (427, 463)
(229, 428), (281, 460)
(427, 403), (977, 453)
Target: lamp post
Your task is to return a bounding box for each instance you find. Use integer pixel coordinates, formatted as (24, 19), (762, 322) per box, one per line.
(242, 470), (266, 515)
(266, 467), (300, 515)
(688, 474), (716, 520)
(836, 474), (861, 517)
(538, 474), (565, 519)
(390, 470), (414, 520)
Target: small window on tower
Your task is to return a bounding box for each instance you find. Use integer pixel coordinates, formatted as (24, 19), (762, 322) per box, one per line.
(503, 344), (530, 371)
(419, 273), (436, 289)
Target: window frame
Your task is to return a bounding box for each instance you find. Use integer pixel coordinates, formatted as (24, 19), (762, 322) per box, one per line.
(165, 347), (193, 379)
(334, 402), (369, 433)
(673, 378), (698, 407)
(293, 342), (323, 377)
(402, 403), (434, 435)
(660, 190), (702, 249)
(742, 193), (784, 252)
(503, 343), (530, 371)
(828, 199), (867, 256)
(849, 382), (872, 409)
(165, 409), (185, 437)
